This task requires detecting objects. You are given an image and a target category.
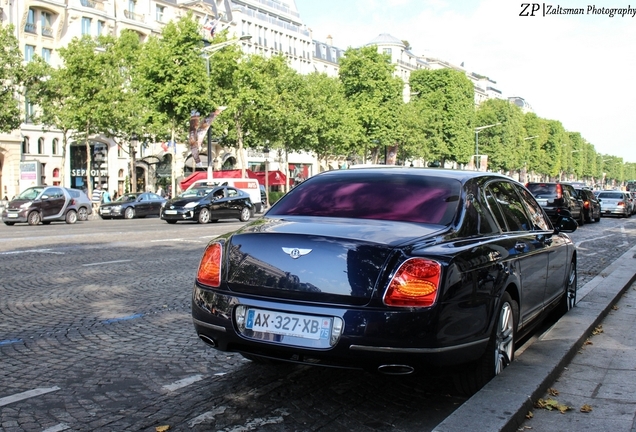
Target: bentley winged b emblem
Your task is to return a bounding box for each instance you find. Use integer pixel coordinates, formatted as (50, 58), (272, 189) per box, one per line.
(282, 247), (312, 259)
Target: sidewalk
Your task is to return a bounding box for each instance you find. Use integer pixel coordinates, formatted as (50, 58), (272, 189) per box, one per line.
(433, 244), (636, 432)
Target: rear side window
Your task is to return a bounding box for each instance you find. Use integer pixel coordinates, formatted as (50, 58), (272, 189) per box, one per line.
(598, 192), (625, 199)
(485, 182), (533, 232)
(269, 174), (461, 225)
(526, 183), (556, 197)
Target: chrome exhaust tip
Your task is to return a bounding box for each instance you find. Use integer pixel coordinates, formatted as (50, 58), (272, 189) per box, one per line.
(377, 364), (415, 375)
(199, 334), (216, 347)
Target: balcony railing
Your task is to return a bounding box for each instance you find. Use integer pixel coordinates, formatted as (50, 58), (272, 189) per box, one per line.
(24, 22), (37, 33)
(123, 10), (145, 22)
(42, 26), (54, 37)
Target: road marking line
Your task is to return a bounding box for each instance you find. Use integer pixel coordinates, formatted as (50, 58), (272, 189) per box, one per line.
(0, 249), (64, 255)
(102, 314), (144, 324)
(42, 424), (70, 432)
(82, 259), (132, 267)
(0, 387), (61, 407)
(575, 234), (613, 247)
(222, 409), (289, 431)
(162, 374), (203, 391)
(151, 238), (204, 243)
(188, 406), (228, 427)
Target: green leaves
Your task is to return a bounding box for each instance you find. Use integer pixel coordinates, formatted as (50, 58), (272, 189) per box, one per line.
(0, 23), (25, 133)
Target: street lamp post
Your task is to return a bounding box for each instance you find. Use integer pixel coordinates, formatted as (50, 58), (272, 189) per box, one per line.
(130, 133), (138, 193)
(202, 35), (252, 182)
(263, 144), (270, 209)
(474, 123), (501, 171)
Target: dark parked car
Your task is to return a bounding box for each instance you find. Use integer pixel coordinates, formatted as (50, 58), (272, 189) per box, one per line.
(526, 182), (584, 225)
(575, 188), (601, 223)
(161, 186), (253, 224)
(192, 168), (578, 395)
(2, 186), (80, 225)
(99, 192), (166, 219)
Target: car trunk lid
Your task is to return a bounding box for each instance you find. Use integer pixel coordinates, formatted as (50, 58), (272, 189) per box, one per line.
(222, 217), (445, 305)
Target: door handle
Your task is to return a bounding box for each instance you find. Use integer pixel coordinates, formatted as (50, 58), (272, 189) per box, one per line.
(514, 242), (526, 251)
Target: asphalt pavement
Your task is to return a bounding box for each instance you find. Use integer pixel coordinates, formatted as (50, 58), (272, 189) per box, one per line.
(434, 244), (636, 432)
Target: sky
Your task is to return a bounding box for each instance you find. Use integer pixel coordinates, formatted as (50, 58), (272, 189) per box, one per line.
(293, 0), (636, 163)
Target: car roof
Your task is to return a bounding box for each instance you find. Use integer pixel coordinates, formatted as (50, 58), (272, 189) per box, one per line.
(318, 167), (514, 183)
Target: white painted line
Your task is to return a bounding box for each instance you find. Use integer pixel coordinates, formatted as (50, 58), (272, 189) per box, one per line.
(188, 406), (228, 427)
(162, 374), (203, 392)
(222, 409), (289, 432)
(82, 260), (132, 267)
(151, 238), (204, 243)
(42, 424), (70, 432)
(0, 386), (61, 407)
(575, 234), (613, 248)
(0, 249), (64, 255)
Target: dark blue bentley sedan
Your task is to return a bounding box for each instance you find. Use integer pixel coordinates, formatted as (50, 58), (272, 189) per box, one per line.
(192, 168), (578, 394)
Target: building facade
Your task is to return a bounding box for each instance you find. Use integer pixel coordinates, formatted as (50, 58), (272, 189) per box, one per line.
(0, 1), (523, 200)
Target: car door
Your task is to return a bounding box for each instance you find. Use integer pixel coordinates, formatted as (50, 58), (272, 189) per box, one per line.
(515, 186), (568, 308)
(41, 187), (67, 218)
(484, 181), (550, 327)
(135, 193), (151, 216)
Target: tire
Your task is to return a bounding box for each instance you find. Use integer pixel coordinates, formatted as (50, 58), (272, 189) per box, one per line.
(239, 207), (251, 222)
(165, 220), (177, 224)
(577, 211), (584, 226)
(28, 211), (41, 226)
(65, 210), (77, 224)
(77, 207), (89, 221)
(124, 207), (135, 219)
(454, 292), (518, 396)
(594, 209), (601, 222)
(198, 208), (211, 224)
(4, 222), (15, 226)
(551, 259), (577, 321)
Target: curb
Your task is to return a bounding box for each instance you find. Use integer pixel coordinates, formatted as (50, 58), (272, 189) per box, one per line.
(433, 244), (636, 432)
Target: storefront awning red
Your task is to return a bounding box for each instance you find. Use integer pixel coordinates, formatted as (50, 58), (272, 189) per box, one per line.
(254, 170), (287, 186)
(179, 169), (258, 191)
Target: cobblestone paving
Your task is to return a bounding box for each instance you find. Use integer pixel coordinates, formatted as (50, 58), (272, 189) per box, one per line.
(1, 216), (635, 432)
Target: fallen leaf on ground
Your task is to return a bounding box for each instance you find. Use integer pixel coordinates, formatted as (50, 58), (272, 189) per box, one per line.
(580, 404), (593, 413)
(592, 325), (603, 335)
(548, 388), (559, 396)
(535, 398), (571, 413)
(156, 426), (170, 432)
(525, 411), (534, 419)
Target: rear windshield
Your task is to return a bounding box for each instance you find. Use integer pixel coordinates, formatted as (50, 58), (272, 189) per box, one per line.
(526, 184), (556, 196)
(598, 192), (626, 199)
(268, 174), (461, 225)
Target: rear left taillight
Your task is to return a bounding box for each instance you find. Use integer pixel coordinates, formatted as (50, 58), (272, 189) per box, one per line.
(584, 200), (590, 209)
(384, 258), (441, 307)
(556, 184), (563, 199)
(197, 243), (223, 287)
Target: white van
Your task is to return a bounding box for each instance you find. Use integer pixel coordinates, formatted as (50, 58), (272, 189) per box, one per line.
(187, 178), (263, 213)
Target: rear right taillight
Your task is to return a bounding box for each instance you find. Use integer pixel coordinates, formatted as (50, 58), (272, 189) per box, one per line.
(384, 258), (441, 307)
(197, 243), (223, 287)
(584, 200), (590, 209)
(556, 184), (563, 199)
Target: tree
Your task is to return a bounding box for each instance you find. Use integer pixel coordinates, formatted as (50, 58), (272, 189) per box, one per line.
(338, 46), (404, 164)
(475, 99), (524, 173)
(409, 69), (474, 165)
(135, 13), (213, 194)
(0, 24), (24, 133)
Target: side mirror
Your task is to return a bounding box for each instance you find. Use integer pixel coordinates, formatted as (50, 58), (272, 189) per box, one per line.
(556, 215), (578, 233)
(41, 194), (49, 200)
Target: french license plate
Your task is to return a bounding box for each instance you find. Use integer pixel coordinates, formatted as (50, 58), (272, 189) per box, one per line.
(536, 199), (548, 206)
(246, 308), (331, 340)
(101, 208), (110, 214)
(6, 213), (18, 218)
(164, 210), (177, 215)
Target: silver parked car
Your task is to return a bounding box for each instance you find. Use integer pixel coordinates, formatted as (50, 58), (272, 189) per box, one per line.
(64, 188), (93, 221)
(598, 191), (631, 217)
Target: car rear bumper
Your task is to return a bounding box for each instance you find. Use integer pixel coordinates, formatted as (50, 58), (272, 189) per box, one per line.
(191, 284), (490, 371)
